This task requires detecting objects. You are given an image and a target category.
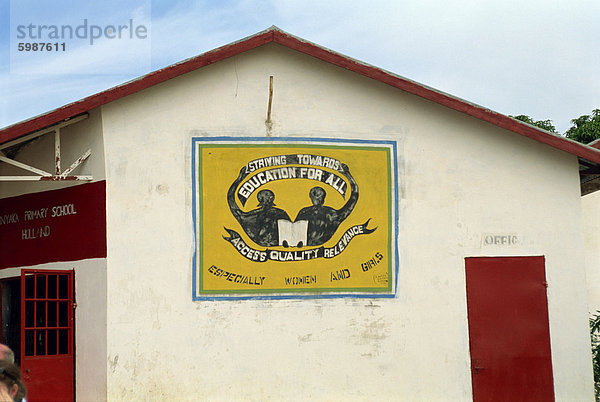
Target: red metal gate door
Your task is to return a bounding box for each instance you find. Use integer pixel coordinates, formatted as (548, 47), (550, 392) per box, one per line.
(465, 256), (554, 402)
(21, 270), (74, 402)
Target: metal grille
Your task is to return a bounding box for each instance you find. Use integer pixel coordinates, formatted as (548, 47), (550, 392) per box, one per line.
(22, 272), (73, 357)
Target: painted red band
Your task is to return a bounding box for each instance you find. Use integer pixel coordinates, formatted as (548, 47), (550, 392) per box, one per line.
(0, 180), (106, 269)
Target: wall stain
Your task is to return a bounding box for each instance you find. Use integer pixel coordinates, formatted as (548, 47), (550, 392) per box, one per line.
(155, 183), (169, 195)
(361, 317), (389, 341)
(351, 317), (391, 358)
(298, 333), (313, 343)
(109, 354), (119, 373)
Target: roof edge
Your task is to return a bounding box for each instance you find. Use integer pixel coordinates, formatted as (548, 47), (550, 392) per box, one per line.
(0, 28), (275, 143)
(269, 29), (600, 164)
(588, 138), (600, 149)
(2, 26), (600, 165)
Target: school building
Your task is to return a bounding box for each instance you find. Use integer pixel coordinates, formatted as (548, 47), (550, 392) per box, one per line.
(1, 27), (599, 400)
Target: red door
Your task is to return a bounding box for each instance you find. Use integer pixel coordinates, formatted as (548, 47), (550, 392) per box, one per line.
(465, 256), (554, 401)
(21, 270), (74, 401)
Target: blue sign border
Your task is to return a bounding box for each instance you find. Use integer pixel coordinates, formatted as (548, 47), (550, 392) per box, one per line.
(191, 137), (399, 301)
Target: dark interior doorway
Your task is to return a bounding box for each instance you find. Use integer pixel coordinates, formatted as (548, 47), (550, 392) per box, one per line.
(0, 271), (75, 401)
(1, 277), (21, 365)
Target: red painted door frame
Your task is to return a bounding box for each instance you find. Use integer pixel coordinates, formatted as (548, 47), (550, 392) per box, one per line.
(465, 256), (554, 401)
(21, 269), (75, 402)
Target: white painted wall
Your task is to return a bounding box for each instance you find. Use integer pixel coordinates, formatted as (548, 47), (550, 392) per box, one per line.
(583, 191), (600, 314)
(98, 43), (595, 400)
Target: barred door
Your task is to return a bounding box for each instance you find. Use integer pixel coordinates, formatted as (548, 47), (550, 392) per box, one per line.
(21, 270), (74, 401)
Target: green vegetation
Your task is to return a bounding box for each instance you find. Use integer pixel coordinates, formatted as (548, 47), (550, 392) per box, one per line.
(511, 109), (600, 144)
(565, 109), (600, 144)
(510, 114), (558, 133)
(591, 311), (600, 400)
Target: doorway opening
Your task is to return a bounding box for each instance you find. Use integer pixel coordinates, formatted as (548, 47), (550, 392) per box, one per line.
(0, 270), (75, 401)
(1, 277), (21, 364)
(465, 256), (554, 401)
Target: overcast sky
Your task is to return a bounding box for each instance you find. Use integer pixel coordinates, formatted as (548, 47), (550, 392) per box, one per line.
(1, 0), (598, 134)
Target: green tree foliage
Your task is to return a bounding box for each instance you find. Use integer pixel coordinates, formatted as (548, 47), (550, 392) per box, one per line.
(510, 115), (558, 133)
(565, 109), (600, 144)
(591, 311), (600, 400)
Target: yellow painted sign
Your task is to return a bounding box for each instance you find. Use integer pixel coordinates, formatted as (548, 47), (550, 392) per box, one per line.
(192, 138), (397, 299)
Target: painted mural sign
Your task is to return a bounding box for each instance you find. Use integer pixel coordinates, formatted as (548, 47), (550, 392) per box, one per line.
(0, 181), (107, 269)
(192, 137), (398, 300)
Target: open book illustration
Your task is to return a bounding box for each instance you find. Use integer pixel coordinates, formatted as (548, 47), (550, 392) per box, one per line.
(278, 219), (308, 247)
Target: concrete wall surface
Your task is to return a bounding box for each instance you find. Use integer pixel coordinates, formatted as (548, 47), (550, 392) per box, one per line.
(28, 42), (595, 400)
(583, 191), (600, 314)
